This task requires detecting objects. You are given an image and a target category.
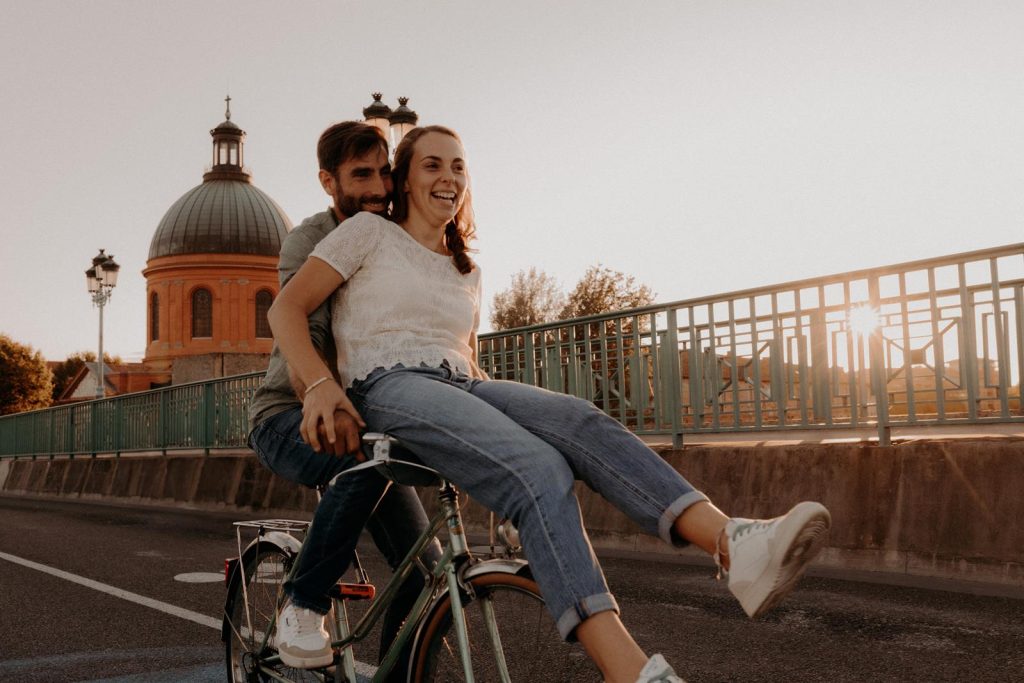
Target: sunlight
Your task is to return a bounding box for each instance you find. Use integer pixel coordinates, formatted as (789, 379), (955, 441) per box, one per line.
(848, 305), (881, 337)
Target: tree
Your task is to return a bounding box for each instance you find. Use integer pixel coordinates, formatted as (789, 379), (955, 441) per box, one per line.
(0, 334), (52, 415)
(49, 350), (120, 401)
(490, 268), (566, 331)
(559, 264), (655, 319)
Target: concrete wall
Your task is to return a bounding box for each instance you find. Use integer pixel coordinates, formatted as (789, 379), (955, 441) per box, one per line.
(2, 439), (1021, 591)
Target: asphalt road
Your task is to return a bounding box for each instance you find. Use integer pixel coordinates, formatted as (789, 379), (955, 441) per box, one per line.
(1, 495), (1021, 682)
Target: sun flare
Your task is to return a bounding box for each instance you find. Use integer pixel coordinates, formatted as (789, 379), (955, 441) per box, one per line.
(848, 305), (881, 337)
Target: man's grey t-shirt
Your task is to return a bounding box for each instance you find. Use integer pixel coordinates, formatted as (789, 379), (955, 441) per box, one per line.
(248, 209), (339, 431)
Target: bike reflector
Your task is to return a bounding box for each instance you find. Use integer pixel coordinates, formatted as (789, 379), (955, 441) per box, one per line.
(224, 557), (238, 584)
(332, 582), (376, 601)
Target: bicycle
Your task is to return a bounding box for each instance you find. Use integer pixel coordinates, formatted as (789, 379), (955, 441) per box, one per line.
(222, 433), (598, 682)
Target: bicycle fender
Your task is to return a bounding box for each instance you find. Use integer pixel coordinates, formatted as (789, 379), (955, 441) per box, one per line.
(462, 558), (531, 582)
(246, 530), (303, 556)
(221, 531), (303, 643)
(406, 558), (533, 677)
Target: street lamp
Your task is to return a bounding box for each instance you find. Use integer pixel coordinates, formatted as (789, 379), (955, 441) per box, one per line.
(388, 96), (419, 149)
(85, 249), (120, 399)
(362, 92), (419, 152)
(362, 92), (392, 141)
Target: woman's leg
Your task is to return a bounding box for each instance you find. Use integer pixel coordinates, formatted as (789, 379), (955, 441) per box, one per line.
(470, 379), (711, 546)
(576, 612), (648, 683)
(470, 378), (830, 621)
(351, 366), (619, 641)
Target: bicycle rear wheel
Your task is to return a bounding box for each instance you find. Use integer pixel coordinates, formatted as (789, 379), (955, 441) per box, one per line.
(224, 541), (338, 682)
(409, 572), (598, 682)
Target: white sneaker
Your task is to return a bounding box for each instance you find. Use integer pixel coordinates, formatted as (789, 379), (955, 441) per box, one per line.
(635, 653), (686, 683)
(723, 501), (831, 618)
(276, 599), (333, 669)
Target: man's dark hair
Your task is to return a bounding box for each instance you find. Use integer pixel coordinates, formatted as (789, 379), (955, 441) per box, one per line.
(317, 122), (389, 173)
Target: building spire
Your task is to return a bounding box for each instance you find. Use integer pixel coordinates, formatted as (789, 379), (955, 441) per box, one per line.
(204, 98), (249, 182)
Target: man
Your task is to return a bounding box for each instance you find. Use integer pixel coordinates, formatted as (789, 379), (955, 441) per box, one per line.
(247, 121), (438, 672)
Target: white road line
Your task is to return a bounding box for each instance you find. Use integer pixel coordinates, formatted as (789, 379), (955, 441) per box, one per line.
(0, 551), (221, 630)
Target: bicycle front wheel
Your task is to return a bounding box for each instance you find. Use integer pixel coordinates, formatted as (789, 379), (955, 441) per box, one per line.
(224, 541), (338, 682)
(409, 572), (598, 682)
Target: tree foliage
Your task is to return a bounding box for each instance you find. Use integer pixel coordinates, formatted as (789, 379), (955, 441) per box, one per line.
(490, 268), (566, 331)
(559, 265), (655, 320)
(0, 334), (52, 415)
(491, 265), (656, 331)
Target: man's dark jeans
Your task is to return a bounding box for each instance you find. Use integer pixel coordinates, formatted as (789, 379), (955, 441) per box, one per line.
(248, 408), (440, 668)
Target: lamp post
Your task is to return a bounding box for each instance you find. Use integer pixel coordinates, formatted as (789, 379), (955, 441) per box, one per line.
(85, 249), (120, 399)
(362, 92), (419, 152)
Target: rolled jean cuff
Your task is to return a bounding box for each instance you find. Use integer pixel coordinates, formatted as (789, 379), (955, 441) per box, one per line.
(555, 592), (620, 642)
(659, 490), (711, 547)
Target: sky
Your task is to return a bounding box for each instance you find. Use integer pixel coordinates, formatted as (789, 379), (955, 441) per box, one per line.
(2, 0), (1023, 362)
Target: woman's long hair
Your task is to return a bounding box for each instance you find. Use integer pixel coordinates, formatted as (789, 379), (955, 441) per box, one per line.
(390, 125), (477, 275)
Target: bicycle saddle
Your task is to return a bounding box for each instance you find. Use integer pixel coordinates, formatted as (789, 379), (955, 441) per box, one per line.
(331, 433), (441, 487)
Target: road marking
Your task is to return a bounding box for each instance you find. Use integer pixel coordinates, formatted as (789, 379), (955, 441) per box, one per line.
(174, 571), (225, 583)
(0, 551), (220, 630)
(0, 551), (379, 679)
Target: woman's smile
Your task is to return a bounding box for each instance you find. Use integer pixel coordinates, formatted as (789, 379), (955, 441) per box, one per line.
(404, 131), (467, 228)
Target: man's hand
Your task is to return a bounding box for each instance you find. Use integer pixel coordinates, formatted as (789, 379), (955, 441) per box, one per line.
(300, 379), (366, 452)
(316, 409), (364, 458)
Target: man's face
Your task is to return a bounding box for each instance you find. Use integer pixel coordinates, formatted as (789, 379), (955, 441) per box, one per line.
(320, 145), (393, 219)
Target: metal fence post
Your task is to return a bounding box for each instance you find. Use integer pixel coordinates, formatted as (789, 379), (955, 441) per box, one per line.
(665, 309), (684, 448)
(204, 381), (216, 453)
(523, 333), (535, 386)
(867, 277), (891, 445)
(159, 389), (168, 455)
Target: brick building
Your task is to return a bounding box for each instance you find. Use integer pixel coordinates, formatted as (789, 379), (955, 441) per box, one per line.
(142, 100), (291, 386)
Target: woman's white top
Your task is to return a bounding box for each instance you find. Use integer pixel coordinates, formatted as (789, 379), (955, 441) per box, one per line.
(310, 212), (482, 387)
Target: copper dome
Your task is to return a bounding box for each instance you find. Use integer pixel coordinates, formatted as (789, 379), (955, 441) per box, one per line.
(148, 101), (292, 260)
(148, 179), (291, 259)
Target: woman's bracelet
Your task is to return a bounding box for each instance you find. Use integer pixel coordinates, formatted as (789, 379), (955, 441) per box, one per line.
(303, 376), (334, 398)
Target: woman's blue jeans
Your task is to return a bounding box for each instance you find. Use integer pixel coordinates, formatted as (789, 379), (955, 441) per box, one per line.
(349, 363), (709, 640)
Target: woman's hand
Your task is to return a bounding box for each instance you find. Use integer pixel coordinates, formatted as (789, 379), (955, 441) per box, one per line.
(300, 379), (366, 452)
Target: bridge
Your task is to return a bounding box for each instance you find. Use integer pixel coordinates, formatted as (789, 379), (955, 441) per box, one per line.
(1, 242), (1022, 595)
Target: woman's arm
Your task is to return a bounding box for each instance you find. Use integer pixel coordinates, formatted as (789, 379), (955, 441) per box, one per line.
(468, 332), (490, 380)
(268, 257), (365, 451)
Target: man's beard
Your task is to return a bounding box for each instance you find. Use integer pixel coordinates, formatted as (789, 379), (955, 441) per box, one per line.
(336, 192), (388, 218)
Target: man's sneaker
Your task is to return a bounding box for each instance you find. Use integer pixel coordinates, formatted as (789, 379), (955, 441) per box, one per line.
(635, 653), (686, 683)
(276, 599), (333, 669)
(723, 501), (831, 618)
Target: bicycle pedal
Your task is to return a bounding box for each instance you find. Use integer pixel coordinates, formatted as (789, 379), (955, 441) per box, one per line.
(328, 582), (376, 601)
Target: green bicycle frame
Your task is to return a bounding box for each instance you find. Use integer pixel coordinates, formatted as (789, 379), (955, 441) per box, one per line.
(251, 479), (482, 682)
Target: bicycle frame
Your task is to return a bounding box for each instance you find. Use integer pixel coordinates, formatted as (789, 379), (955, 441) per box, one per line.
(228, 437), (524, 683)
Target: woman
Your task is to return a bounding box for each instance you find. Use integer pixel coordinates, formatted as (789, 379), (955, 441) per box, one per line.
(269, 125), (831, 683)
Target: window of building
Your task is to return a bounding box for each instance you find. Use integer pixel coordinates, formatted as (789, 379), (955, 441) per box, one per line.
(150, 292), (159, 341)
(191, 288), (213, 338)
(255, 290), (273, 338)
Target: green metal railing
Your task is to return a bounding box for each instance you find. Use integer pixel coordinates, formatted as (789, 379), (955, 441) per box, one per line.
(477, 242), (1024, 446)
(0, 373), (262, 458)
(3, 243), (1023, 458)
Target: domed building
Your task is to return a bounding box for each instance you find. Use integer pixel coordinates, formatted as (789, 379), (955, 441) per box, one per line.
(143, 99), (292, 385)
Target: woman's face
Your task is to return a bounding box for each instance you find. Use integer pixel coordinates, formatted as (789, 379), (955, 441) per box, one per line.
(403, 131), (467, 228)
